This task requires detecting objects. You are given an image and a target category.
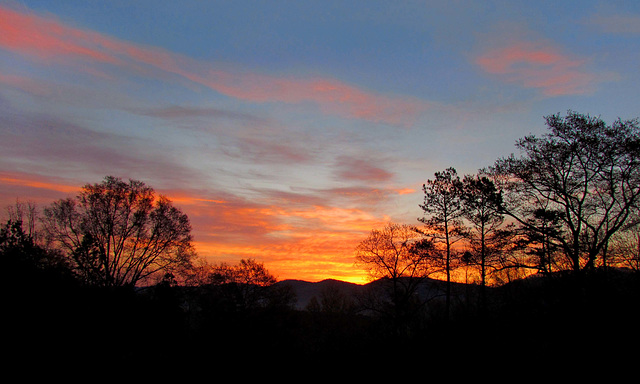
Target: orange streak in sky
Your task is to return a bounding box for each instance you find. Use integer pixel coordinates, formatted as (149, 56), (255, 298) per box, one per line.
(396, 188), (416, 195)
(163, 194), (227, 206)
(0, 174), (79, 194)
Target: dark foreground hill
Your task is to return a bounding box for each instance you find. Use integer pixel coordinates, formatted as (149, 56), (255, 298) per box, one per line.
(6, 268), (639, 375)
(278, 268), (640, 315)
(266, 269), (639, 369)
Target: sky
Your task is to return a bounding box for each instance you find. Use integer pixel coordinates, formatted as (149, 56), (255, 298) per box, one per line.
(1, 0), (639, 284)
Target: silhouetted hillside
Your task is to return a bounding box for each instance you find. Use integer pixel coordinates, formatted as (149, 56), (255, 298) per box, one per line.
(6, 265), (639, 372)
(276, 269), (640, 341)
(274, 278), (362, 309)
(276, 275), (482, 310)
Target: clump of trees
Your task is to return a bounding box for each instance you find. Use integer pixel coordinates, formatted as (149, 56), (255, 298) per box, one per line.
(355, 110), (640, 326)
(185, 257), (294, 312)
(354, 223), (435, 333)
(41, 176), (196, 287)
(1, 202), (73, 288)
(0, 183), (302, 367)
(492, 111), (640, 273)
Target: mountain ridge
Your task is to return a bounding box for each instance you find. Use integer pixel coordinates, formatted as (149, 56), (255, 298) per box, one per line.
(274, 268), (640, 310)
(274, 275), (462, 310)
(275, 278), (364, 309)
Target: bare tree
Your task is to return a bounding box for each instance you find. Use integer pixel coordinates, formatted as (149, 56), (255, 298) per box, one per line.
(608, 225), (640, 272)
(355, 223), (432, 281)
(5, 200), (39, 240)
(355, 222), (437, 331)
(491, 111), (640, 273)
(42, 176), (195, 287)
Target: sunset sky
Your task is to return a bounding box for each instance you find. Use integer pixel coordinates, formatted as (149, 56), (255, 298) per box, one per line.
(2, 0), (639, 283)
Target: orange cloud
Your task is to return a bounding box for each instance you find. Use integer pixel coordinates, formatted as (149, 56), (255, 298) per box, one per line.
(161, 193), (227, 206)
(0, 172), (81, 214)
(395, 188), (416, 195)
(475, 41), (599, 96)
(0, 5), (426, 126)
(0, 172), (79, 195)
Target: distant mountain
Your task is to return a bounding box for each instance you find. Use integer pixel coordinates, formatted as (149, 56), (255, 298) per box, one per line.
(274, 278), (363, 309)
(274, 272), (588, 311)
(274, 276), (469, 310)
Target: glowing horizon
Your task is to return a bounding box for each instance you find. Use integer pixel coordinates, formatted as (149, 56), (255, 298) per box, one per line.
(0, 171), (384, 283)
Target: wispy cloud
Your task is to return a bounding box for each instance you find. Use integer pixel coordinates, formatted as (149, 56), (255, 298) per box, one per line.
(475, 41), (600, 96)
(0, 171), (81, 213)
(221, 134), (316, 165)
(131, 105), (265, 123)
(0, 4), (427, 127)
(334, 155), (394, 183)
(0, 98), (204, 187)
(0, 171), (78, 195)
(0, 73), (55, 97)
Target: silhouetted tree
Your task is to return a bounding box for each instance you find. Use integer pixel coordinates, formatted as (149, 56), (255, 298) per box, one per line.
(519, 207), (565, 273)
(1, 217), (85, 364)
(355, 222), (436, 333)
(206, 258), (281, 310)
(608, 223), (640, 272)
(419, 167), (465, 321)
(460, 173), (515, 310)
(492, 111), (640, 273)
(317, 284), (355, 314)
(4, 200), (38, 240)
(1, 218), (71, 285)
(42, 176), (196, 287)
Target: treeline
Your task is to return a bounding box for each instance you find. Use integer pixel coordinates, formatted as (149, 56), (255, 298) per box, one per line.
(3, 210), (638, 370)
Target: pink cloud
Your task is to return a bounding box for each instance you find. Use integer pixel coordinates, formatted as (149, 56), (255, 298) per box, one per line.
(0, 7), (120, 65)
(475, 41), (599, 96)
(0, 5), (426, 126)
